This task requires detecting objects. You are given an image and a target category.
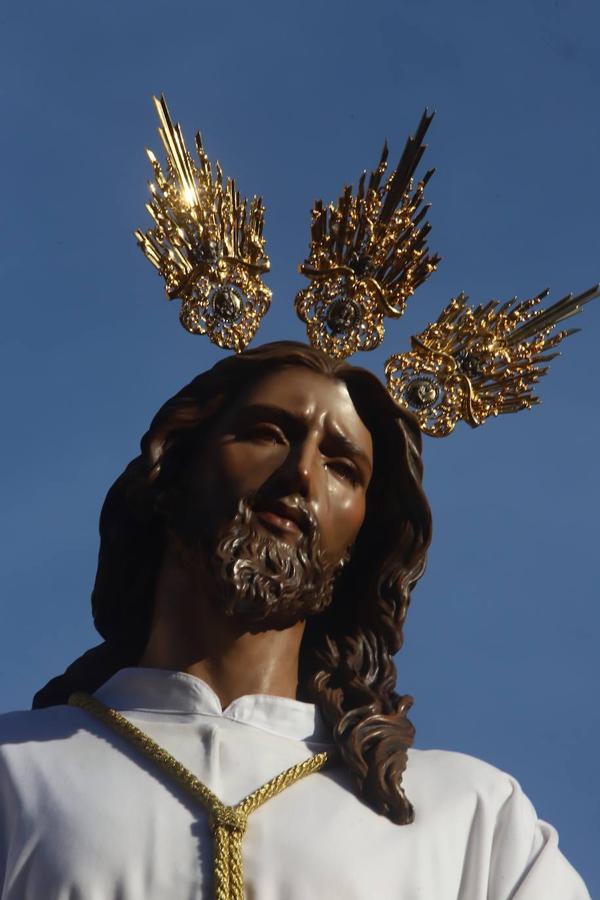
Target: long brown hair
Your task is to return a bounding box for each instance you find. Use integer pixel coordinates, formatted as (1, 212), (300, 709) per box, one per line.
(33, 341), (432, 825)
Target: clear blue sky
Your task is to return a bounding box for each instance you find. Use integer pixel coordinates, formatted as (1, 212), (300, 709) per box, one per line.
(1, 0), (598, 892)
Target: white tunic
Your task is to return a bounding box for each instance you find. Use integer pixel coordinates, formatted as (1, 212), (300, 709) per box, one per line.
(0, 668), (589, 899)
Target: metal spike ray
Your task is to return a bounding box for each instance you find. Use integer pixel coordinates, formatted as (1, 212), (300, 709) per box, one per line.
(385, 285), (600, 437)
(509, 283), (600, 342)
(294, 110), (440, 359)
(133, 95), (598, 439)
(135, 95), (271, 353)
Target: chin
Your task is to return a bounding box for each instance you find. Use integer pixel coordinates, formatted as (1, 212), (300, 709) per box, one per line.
(219, 569), (334, 631)
(209, 494), (340, 629)
(253, 520), (299, 546)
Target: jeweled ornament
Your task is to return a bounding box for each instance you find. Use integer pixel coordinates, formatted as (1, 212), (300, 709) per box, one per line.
(326, 298), (361, 334)
(404, 377), (442, 410)
(136, 95), (599, 434)
(211, 285), (244, 323)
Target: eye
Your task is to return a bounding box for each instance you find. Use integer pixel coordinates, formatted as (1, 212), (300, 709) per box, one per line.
(244, 423), (286, 445)
(327, 460), (360, 486)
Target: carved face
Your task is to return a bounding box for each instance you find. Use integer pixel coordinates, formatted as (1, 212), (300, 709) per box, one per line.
(194, 365), (374, 568)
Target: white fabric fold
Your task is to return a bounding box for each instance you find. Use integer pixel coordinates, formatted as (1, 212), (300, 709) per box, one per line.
(0, 667), (590, 899)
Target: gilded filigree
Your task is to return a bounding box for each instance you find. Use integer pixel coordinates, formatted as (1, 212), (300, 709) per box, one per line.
(295, 111), (440, 359)
(134, 95), (598, 437)
(385, 285), (600, 436)
(135, 96), (271, 353)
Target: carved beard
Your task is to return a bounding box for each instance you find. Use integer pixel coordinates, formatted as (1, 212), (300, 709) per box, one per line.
(210, 497), (343, 629)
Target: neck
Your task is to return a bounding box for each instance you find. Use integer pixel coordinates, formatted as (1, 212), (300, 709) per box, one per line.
(138, 537), (306, 709)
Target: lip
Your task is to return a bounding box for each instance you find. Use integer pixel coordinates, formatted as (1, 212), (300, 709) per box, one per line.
(255, 508), (303, 536)
(253, 499), (310, 536)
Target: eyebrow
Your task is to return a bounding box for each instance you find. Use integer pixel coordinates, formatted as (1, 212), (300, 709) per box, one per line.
(231, 403), (373, 476)
(324, 423), (373, 476)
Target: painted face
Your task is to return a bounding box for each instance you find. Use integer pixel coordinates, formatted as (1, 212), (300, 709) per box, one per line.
(197, 365), (374, 567)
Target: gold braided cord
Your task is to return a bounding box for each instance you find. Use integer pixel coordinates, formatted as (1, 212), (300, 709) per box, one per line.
(69, 691), (330, 900)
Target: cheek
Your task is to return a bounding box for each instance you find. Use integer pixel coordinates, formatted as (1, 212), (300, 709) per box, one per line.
(341, 494), (367, 542)
(322, 483), (367, 555)
(214, 441), (285, 496)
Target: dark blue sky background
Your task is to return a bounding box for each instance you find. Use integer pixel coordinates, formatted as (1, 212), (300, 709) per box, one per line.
(1, 0), (598, 892)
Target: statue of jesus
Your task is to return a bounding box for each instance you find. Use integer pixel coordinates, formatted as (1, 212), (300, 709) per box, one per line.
(0, 341), (590, 898)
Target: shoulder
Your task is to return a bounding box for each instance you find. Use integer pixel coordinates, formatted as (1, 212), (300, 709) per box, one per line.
(0, 704), (93, 777)
(405, 749), (591, 897)
(404, 747), (535, 821)
(0, 704), (85, 745)
(0, 704), (106, 821)
(407, 746), (521, 789)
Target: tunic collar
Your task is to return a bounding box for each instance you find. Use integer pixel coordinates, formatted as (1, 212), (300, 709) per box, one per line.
(94, 667), (332, 744)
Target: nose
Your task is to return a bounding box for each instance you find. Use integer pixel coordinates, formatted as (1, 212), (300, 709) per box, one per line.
(272, 437), (318, 501)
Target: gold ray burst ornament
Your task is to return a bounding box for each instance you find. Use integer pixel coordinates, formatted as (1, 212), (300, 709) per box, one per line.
(385, 284), (600, 437)
(135, 96), (271, 352)
(294, 111), (440, 359)
(134, 95), (598, 438)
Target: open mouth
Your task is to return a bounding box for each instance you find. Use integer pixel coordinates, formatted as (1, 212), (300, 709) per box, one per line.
(254, 508), (303, 536)
(252, 500), (311, 538)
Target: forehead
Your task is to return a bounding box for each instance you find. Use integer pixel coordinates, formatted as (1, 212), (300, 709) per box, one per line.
(233, 365), (373, 452)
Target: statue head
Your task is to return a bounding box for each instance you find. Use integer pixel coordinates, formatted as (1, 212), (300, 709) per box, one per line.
(153, 360), (375, 632)
(34, 340), (432, 824)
